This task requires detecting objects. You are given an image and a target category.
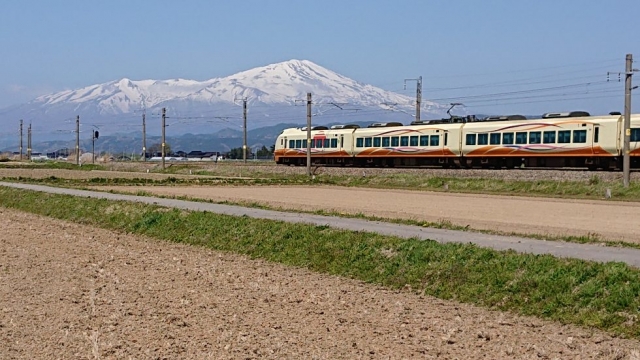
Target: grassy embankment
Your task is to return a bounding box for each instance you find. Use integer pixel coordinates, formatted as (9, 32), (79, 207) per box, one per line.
(1, 186), (639, 338)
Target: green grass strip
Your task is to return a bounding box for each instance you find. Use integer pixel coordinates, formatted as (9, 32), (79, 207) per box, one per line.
(1, 186), (639, 338)
(0, 161), (106, 171)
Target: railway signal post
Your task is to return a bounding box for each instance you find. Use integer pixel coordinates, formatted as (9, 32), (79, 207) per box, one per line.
(19, 119), (23, 161)
(161, 107), (166, 170)
(243, 98), (248, 163)
(307, 92), (312, 177)
(27, 123), (31, 160)
(75, 115), (80, 166)
(142, 110), (146, 162)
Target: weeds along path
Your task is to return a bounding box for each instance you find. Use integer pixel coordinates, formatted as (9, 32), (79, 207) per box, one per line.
(2, 182), (640, 267)
(1, 207), (639, 358)
(95, 184), (640, 244)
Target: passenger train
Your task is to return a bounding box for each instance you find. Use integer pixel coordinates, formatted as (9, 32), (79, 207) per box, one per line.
(273, 111), (640, 170)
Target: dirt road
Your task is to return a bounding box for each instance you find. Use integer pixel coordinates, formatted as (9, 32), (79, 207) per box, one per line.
(1, 208), (639, 359)
(98, 185), (640, 243)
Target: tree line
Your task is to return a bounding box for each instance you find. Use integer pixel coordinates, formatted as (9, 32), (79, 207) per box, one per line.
(146, 143), (274, 159)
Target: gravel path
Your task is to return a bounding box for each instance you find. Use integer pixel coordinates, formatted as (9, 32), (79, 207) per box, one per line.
(2, 208), (639, 359)
(96, 185), (640, 243)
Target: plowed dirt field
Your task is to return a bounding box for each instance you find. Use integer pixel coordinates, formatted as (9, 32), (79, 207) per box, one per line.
(1, 208), (639, 359)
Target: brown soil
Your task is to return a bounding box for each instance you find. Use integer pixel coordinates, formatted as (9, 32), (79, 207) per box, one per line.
(97, 185), (640, 243)
(1, 208), (639, 359)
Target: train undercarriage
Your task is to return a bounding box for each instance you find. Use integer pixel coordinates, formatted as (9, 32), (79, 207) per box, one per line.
(277, 156), (640, 170)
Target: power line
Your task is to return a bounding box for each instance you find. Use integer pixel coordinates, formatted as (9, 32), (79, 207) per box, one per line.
(464, 94), (621, 108)
(428, 81), (613, 102)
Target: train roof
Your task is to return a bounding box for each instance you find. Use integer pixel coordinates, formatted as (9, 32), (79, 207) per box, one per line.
(277, 112), (637, 136)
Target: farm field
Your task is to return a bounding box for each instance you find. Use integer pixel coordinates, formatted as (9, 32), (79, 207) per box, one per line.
(95, 185), (640, 243)
(1, 208), (639, 359)
(3, 161), (640, 183)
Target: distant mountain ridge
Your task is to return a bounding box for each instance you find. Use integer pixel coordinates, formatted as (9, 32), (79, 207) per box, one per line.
(0, 59), (453, 140)
(0, 122), (301, 155)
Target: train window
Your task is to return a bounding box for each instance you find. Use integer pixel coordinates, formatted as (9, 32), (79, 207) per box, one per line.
(529, 132), (541, 144)
(573, 130), (587, 143)
(310, 139), (315, 148)
(543, 131), (556, 144)
(317, 139), (323, 148)
(364, 138), (372, 147)
(391, 137), (399, 146)
(289, 140), (295, 148)
(356, 138), (363, 147)
(302, 139), (307, 148)
(444, 133), (448, 146)
(477, 133), (489, 145)
(466, 134), (476, 145)
(331, 138), (338, 148)
(410, 136), (419, 146)
(515, 132), (527, 144)
(400, 136), (409, 146)
(594, 127), (599, 143)
(502, 132), (514, 145)
(373, 137), (381, 147)
(490, 133), (501, 145)
(420, 135), (429, 146)
(558, 130), (571, 143)
(295, 140), (302, 148)
(324, 139), (330, 148)
(430, 135), (440, 146)
(382, 137), (390, 147)
(631, 128), (640, 141)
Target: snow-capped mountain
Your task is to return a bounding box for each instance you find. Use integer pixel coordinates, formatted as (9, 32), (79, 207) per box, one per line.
(0, 59), (452, 137)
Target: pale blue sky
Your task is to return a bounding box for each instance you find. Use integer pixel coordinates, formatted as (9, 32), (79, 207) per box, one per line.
(1, 0), (638, 115)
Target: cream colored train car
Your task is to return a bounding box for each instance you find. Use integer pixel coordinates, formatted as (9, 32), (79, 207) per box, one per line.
(459, 114), (617, 169)
(348, 122), (463, 167)
(274, 112), (640, 169)
(274, 125), (357, 166)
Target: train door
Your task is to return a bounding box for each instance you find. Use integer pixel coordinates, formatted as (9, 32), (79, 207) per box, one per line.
(592, 125), (600, 154)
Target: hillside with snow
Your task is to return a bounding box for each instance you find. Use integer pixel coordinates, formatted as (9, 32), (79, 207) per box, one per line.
(0, 60), (452, 140)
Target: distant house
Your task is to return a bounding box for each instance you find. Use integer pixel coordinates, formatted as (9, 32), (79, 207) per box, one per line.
(47, 148), (72, 159)
(30, 153), (49, 161)
(186, 150), (220, 161)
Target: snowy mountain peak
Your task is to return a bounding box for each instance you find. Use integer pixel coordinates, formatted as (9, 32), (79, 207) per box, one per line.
(3, 59), (452, 135)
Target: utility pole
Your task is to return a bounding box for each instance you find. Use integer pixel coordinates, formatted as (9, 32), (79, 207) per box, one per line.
(19, 119), (23, 161)
(142, 110), (147, 162)
(306, 92), (312, 176)
(27, 123), (32, 160)
(243, 98), (248, 163)
(404, 76), (422, 121)
(161, 107), (166, 169)
(75, 115), (80, 165)
(623, 54), (636, 188)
